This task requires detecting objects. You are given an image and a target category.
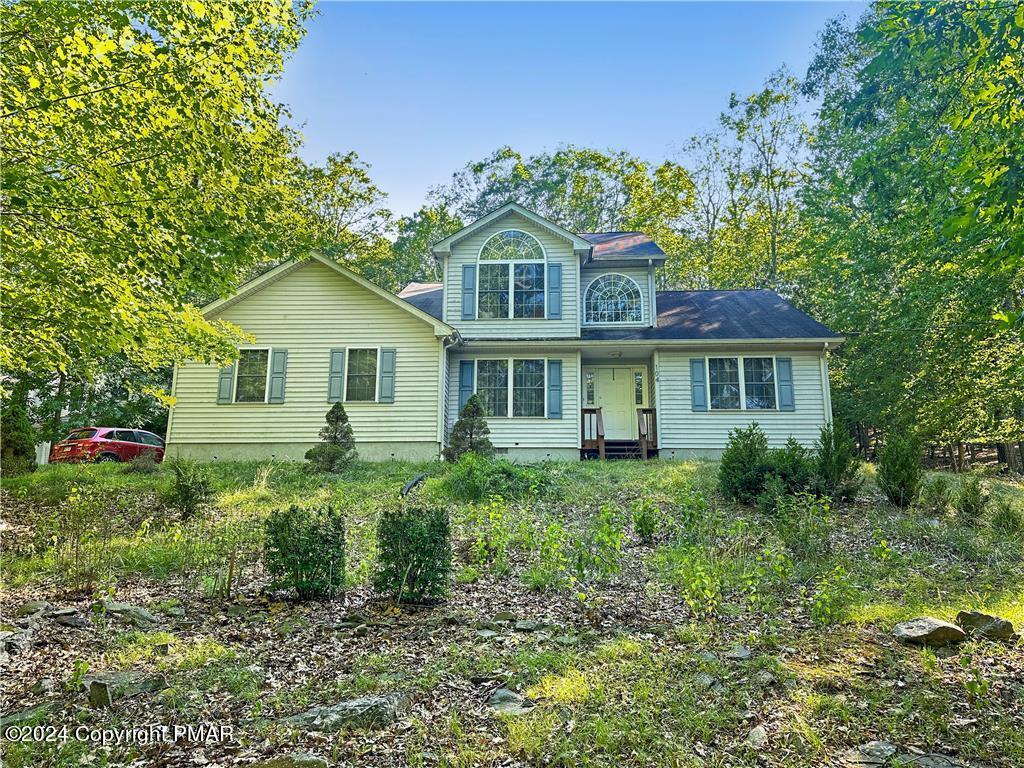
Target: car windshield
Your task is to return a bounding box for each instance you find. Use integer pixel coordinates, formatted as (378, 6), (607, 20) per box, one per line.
(63, 429), (97, 441)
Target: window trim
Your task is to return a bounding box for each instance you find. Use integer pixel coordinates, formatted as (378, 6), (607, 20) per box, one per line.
(471, 356), (548, 419)
(582, 272), (645, 326)
(475, 229), (547, 320)
(705, 354), (781, 412)
(233, 346), (272, 404)
(343, 346), (382, 404)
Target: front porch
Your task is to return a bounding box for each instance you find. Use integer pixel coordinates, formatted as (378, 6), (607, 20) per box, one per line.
(579, 354), (657, 460)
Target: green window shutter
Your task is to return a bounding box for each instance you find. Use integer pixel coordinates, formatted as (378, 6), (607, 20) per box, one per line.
(547, 263), (562, 319)
(268, 349), (288, 403)
(690, 358), (707, 412)
(217, 364), (235, 404)
(458, 360), (474, 413)
(461, 264), (476, 320)
(547, 359), (562, 419)
(328, 349), (346, 403)
(777, 357), (795, 411)
(378, 348), (396, 403)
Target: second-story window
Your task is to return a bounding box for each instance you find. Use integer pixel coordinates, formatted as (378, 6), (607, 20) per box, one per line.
(478, 229), (545, 319)
(584, 273), (643, 324)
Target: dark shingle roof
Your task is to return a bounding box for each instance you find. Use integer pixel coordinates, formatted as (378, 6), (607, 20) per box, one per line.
(583, 290), (840, 341)
(398, 284), (840, 341)
(398, 282), (444, 318)
(578, 232), (665, 261)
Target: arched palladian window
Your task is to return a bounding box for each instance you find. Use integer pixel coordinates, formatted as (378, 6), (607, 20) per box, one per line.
(478, 230), (545, 319)
(584, 274), (642, 324)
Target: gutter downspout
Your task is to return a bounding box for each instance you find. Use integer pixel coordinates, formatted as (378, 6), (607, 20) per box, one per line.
(647, 258), (657, 327)
(820, 342), (834, 423)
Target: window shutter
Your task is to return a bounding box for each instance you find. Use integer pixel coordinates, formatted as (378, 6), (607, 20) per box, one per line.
(328, 349), (346, 403)
(378, 348), (396, 403)
(777, 357), (795, 411)
(547, 263), (562, 319)
(547, 359), (562, 419)
(267, 349), (288, 403)
(458, 360), (474, 413)
(461, 264), (476, 320)
(217, 364), (235, 404)
(690, 358), (707, 412)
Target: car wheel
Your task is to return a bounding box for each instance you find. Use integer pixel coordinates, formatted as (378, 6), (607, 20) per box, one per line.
(95, 453), (120, 463)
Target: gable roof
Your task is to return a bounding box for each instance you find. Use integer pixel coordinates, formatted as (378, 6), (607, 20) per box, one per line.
(583, 290), (842, 341)
(397, 282), (444, 319)
(431, 202), (593, 254)
(203, 253), (455, 336)
(579, 232), (666, 263)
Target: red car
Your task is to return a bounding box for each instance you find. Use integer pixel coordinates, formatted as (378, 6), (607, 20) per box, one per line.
(49, 427), (165, 464)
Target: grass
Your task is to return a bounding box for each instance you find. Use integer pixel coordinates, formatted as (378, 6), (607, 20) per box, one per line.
(1, 458), (1022, 767)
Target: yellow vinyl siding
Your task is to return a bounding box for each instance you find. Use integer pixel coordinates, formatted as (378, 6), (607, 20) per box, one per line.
(445, 212), (579, 338)
(168, 260), (442, 449)
(656, 349), (828, 449)
(447, 350), (581, 449)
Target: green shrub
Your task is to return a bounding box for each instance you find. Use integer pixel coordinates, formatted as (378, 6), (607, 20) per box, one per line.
(756, 474), (788, 516)
(305, 402), (356, 472)
(719, 424), (771, 503)
(1, 398), (36, 476)
(771, 438), (815, 493)
(444, 453), (545, 502)
(165, 460), (212, 520)
(524, 520), (571, 591)
(374, 502), (451, 602)
(991, 498), (1024, 534)
(953, 474), (989, 525)
(443, 394), (494, 462)
(571, 504), (625, 583)
(468, 497), (513, 575)
(264, 505), (346, 600)
(631, 495), (661, 542)
(777, 493), (832, 561)
(876, 432), (922, 508)
(809, 565), (855, 625)
(813, 422), (862, 500)
(916, 475), (953, 516)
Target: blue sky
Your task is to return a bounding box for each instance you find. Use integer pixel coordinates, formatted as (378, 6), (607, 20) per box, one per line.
(272, 1), (867, 217)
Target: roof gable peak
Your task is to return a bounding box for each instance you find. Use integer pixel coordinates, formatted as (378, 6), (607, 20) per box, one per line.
(431, 202), (592, 254)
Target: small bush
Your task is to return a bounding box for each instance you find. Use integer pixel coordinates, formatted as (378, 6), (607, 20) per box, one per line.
(953, 474), (989, 525)
(374, 502), (451, 602)
(991, 498), (1024, 534)
(444, 453), (545, 502)
(756, 474), (788, 516)
(916, 475), (953, 517)
(264, 505), (346, 600)
(125, 453), (161, 474)
(1, 398), (36, 476)
(305, 402), (356, 472)
(876, 431), (922, 508)
(524, 520), (571, 591)
(443, 394), (494, 462)
(719, 424), (770, 504)
(813, 422), (862, 501)
(771, 438), (815, 494)
(468, 497), (513, 575)
(165, 460), (213, 520)
(777, 493), (832, 560)
(571, 505), (626, 583)
(809, 565), (855, 625)
(631, 495), (661, 542)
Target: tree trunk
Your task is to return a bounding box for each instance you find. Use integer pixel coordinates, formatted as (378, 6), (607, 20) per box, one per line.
(956, 442), (966, 472)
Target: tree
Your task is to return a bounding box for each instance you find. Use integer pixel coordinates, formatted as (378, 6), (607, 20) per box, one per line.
(305, 402), (357, 472)
(1, 0), (313, 391)
(1, 389), (37, 474)
(391, 204), (464, 286)
(443, 394), (493, 462)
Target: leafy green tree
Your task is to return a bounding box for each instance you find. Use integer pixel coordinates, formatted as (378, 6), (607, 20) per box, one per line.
(1, 391), (37, 475)
(391, 204), (464, 285)
(1, 0), (313, 390)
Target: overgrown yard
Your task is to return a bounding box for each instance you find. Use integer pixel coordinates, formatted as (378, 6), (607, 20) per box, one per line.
(1, 459), (1022, 767)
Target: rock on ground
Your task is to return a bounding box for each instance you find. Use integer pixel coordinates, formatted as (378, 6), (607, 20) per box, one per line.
(487, 687), (535, 715)
(250, 754), (329, 768)
(955, 610), (1014, 640)
(744, 724), (768, 748)
(892, 617), (966, 647)
(85, 671), (167, 708)
(282, 692), (412, 731)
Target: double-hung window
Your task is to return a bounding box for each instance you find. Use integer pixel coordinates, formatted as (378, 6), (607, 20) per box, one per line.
(475, 358), (546, 417)
(235, 348), (270, 403)
(345, 348), (378, 402)
(478, 230), (545, 319)
(707, 357), (778, 410)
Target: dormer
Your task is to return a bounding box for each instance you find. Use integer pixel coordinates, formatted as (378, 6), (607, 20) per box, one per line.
(578, 232), (666, 330)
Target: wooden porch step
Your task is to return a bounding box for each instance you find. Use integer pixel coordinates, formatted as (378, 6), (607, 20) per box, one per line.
(581, 440), (658, 461)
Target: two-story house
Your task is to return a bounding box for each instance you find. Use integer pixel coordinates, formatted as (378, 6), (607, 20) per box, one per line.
(166, 202), (842, 461)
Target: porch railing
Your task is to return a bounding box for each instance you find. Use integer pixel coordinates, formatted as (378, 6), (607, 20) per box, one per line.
(637, 407), (657, 460)
(581, 407), (605, 459)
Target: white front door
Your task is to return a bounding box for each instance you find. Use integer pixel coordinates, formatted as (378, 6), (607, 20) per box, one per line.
(582, 366), (647, 440)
